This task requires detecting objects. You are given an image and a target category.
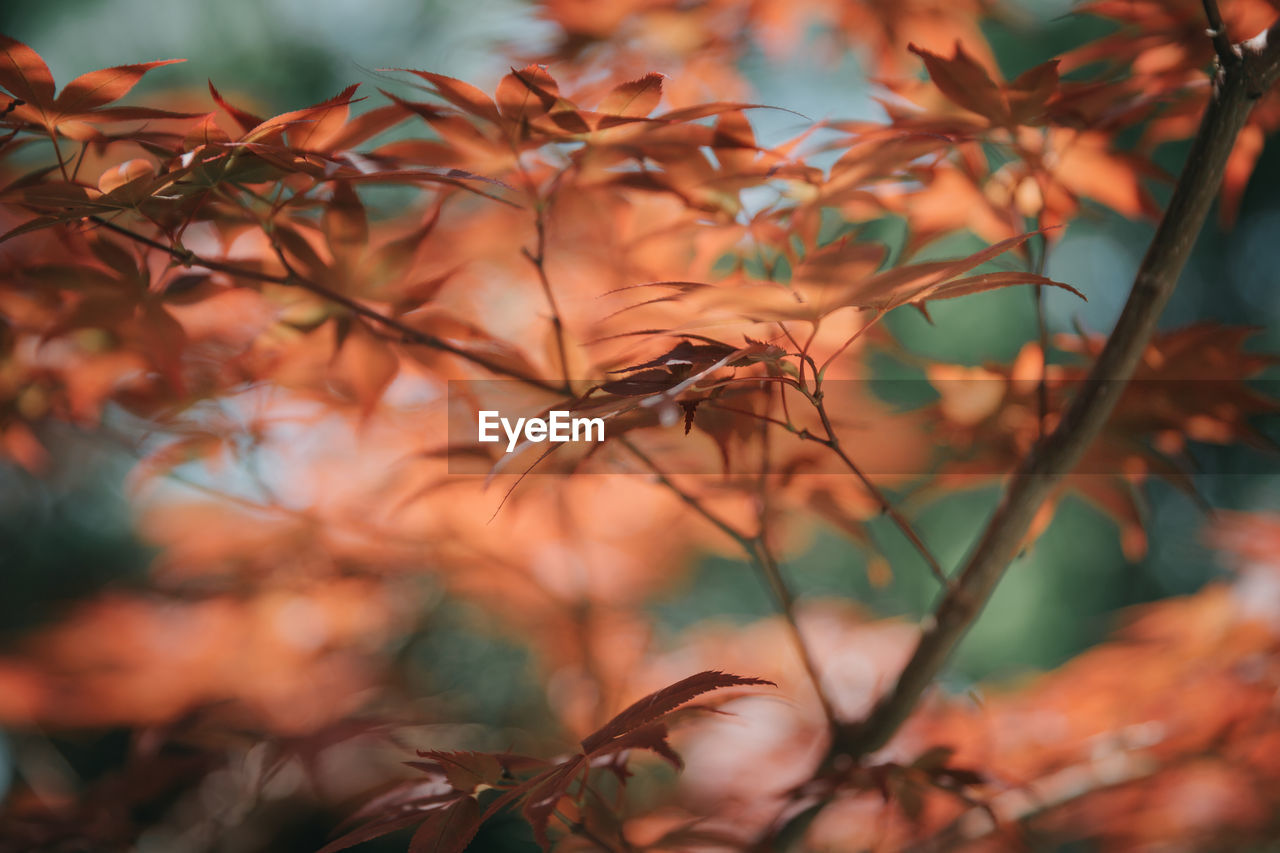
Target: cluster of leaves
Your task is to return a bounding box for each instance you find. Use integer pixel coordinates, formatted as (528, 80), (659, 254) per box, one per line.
(1, 1), (1279, 851)
(323, 672), (771, 852)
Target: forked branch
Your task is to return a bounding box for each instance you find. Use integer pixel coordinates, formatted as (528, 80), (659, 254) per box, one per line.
(832, 16), (1280, 759)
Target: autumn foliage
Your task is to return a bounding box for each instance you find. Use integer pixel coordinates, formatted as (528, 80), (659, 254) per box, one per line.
(2, 1), (1280, 850)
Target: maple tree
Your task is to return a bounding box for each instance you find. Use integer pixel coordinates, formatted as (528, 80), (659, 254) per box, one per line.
(2, 0), (1280, 850)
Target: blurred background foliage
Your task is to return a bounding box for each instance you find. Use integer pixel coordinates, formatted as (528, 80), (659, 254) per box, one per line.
(0, 0), (1278, 846)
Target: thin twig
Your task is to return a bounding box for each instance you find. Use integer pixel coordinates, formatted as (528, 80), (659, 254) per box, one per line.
(704, 401), (797, 432)
(805, 390), (949, 588)
(751, 534), (841, 730)
(553, 809), (624, 852)
(47, 129), (68, 180)
(619, 437), (752, 549)
(777, 321), (815, 394)
(756, 398), (841, 729)
(1203, 0), (1237, 69)
(911, 751), (1159, 851)
(522, 213), (572, 390)
(818, 310), (883, 378)
(621, 437), (840, 730)
(1032, 228), (1051, 439)
(662, 368), (945, 589)
(87, 215), (567, 393)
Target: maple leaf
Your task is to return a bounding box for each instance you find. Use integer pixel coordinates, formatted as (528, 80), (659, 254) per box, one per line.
(599, 72), (665, 118)
(580, 670), (774, 754)
(325, 672), (770, 852)
(607, 232), (1083, 336)
(0, 35), (194, 139)
(3, 14), (1280, 853)
(909, 42), (1062, 128)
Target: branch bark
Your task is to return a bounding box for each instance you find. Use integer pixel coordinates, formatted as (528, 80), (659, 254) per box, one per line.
(832, 18), (1280, 759)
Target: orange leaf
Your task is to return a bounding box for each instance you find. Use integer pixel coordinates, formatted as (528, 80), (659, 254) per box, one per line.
(581, 670), (773, 753)
(600, 72), (665, 117)
(398, 69), (501, 124)
(909, 41), (1008, 125)
(97, 158), (157, 195)
(322, 181), (368, 267)
(1005, 59), (1059, 125)
(53, 59), (184, 115)
(329, 320), (399, 414)
(0, 33), (55, 110)
(495, 64), (559, 124)
(208, 80), (263, 134)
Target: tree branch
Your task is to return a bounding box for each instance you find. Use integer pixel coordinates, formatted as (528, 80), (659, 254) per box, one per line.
(803, 390), (949, 589)
(88, 215), (567, 394)
(1202, 0), (1237, 69)
(621, 437), (840, 729)
(522, 213), (572, 391)
(831, 17), (1280, 760)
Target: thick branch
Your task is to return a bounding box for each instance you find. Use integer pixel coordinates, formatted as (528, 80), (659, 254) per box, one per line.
(833, 20), (1280, 759)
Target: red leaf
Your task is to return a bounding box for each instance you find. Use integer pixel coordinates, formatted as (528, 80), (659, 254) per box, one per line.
(329, 319), (399, 414)
(548, 107), (591, 134)
(601, 368), (682, 397)
(608, 340), (736, 376)
(496, 64), (559, 124)
(580, 671), (773, 754)
(597, 720), (684, 769)
(415, 751), (505, 793)
(319, 789), (463, 853)
(183, 112), (231, 148)
(656, 102), (788, 123)
(76, 104), (200, 123)
(919, 270), (1086, 304)
(318, 812), (435, 853)
(712, 110), (757, 174)
(0, 33), (55, 109)
(398, 69), (501, 124)
(245, 84), (361, 143)
(53, 59), (184, 115)
(599, 72), (664, 117)
(323, 181), (368, 265)
(517, 761), (584, 850)
(909, 42), (1008, 125)
(1006, 59), (1059, 125)
(97, 158), (157, 195)
(408, 796), (481, 853)
(325, 102), (411, 150)
(208, 80), (263, 134)
(377, 88), (448, 123)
